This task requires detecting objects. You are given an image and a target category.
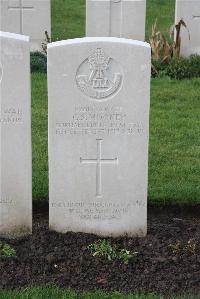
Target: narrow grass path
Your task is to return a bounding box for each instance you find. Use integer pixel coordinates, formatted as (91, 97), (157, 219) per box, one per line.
(32, 73), (48, 201)
(32, 74), (200, 203)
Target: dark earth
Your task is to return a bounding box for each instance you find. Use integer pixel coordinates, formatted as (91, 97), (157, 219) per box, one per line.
(0, 202), (200, 297)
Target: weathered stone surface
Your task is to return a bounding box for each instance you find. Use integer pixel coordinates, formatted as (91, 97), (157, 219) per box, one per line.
(48, 37), (151, 237)
(86, 0), (146, 41)
(0, 31), (32, 238)
(175, 0), (200, 56)
(0, 0), (51, 51)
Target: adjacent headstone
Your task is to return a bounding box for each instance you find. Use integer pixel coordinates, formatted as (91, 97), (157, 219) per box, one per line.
(0, 0), (51, 51)
(0, 31), (32, 238)
(86, 0), (146, 41)
(175, 0), (200, 56)
(48, 37), (151, 237)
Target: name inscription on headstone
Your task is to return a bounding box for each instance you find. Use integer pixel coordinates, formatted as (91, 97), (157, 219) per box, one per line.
(0, 107), (23, 124)
(56, 106), (144, 136)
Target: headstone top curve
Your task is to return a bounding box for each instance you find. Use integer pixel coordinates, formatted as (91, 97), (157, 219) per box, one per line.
(47, 37), (150, 50)
(0, 31), (29, 42)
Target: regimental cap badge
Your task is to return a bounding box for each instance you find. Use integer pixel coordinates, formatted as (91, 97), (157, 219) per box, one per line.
(76, 48), (122, 100)
(88, 48), (110, 71)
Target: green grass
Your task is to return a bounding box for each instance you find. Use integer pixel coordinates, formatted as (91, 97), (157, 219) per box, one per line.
(50, 0), (175, 43)
(32, 74), (200, 204)
(146, 0), (175, 40)
(51, 0), (85, 41)
(0, 287), (198, 299)
(149, 79), (200, 204)
(32, 73), (48, 200)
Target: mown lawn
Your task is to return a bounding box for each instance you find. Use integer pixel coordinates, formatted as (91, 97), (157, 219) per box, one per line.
(32, 74), (200, 204)
(149, 79), (200, 204)
(146, 0), (175, 39)
(0, 287), (198, 299)
(51, 0), (175, 42)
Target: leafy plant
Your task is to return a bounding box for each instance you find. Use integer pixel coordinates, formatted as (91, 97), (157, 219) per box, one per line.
(169, 240), (199, 255)
(88, 240), (136, 264)
(88, 240), (116, 261)
(152, 55), (200, 79)
(150, 19), (172, 63)
(169, 241), (182, 254)
(118, 249), (134, 264)
(184, 239), (199, 255)
(30, 51), (47, 73)
(0, 242), (16, 257)
(30, 31), (51, 73)
(150, 18), (190, 63)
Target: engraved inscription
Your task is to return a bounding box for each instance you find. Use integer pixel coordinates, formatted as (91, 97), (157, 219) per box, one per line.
(76, 48), (122, 100)
(56, 106), (144, 136)
(80, 139), (118, 197)
(8, 0), (34, 34)
(0, 107), (23, 124)
(0, 198), (13, 205)
(51, 201), (146, 221)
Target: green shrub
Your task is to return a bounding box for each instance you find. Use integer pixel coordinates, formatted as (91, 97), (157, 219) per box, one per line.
(31, 51), (47, 73)
(0, 242), (16, 257)
(152, 55), (200, 79)
(88, 239), (137, 264)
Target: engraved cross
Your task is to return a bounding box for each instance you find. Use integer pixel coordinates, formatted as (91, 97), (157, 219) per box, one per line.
(80, 139), (118, 197)
(8, 0), (34, 34)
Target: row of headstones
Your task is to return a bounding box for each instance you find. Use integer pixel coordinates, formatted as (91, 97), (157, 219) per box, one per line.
(0, 30), (151, 238)
(0, 0), (200, 56)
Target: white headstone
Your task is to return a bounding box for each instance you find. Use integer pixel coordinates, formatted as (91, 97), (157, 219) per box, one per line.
(175, 0), (200, 57)
(0, 31), (32, 238)
(86, 0), (146, 41)
(0, 0), (51, 51)
(48, 37), (151, 237)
